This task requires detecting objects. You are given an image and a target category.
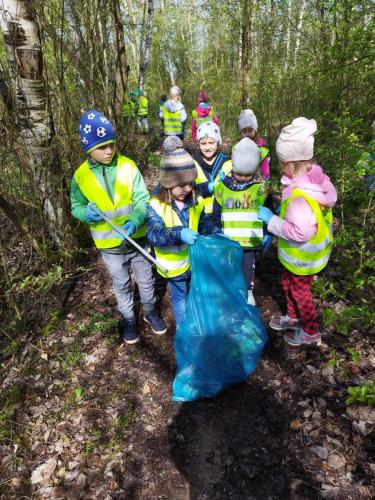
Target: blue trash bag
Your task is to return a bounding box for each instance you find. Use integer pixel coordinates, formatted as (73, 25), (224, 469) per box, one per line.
(172, 234), (268, 401)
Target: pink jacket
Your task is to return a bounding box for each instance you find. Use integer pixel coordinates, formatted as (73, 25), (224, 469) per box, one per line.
(268, 164), (337, 242)
(191, 104), (219, 142)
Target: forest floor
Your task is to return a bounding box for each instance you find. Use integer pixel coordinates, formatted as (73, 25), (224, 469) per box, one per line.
(1, 132), (375, 499)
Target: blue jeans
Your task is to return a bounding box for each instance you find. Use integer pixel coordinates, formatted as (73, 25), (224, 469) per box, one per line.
(168, 272), (190, 327)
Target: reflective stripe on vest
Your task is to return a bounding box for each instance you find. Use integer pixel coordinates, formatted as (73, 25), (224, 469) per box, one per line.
(163, 103), (182, 135)
(149, 196), (205, 278)
(74, 155), (146, 249)
(215, 182), (267, 247)
(137, 96), (148, 116)
(195, 159), (233, 214)
(278, 189), (333, 275)
(191, 107), (214, 125)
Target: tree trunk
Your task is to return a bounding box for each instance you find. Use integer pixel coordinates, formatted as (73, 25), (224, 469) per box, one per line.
(240, 0), (256, 107)
(138, 0), (155, 89)
(112, 0), (129, 126)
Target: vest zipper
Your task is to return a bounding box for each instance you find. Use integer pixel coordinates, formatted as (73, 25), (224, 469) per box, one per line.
(102, 166), (114, 205)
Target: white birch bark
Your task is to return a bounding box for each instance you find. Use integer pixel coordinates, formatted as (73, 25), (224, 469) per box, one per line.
(294, 0), (306, 65)
(138, 0), (155, 89)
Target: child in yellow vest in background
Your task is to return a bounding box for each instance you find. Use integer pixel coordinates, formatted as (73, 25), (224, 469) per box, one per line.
(136, 89), (149, 133)
(161, 86), (187, 140)
(258, 117), (337, 346)
(212, 138), (274, 306)
(71, 110), (166, 344)
(146, 136), (218, 328)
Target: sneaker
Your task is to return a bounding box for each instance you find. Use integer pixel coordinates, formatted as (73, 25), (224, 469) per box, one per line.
(283, 328), (321, 346)
(269, 315), (300, 331)
(122, 318), (139, 344)
(247, 290), (256, 306)
(143, 310), (167, 335)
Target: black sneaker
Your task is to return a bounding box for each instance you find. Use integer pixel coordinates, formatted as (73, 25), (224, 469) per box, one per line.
(122, 318), (139, 344)
(143, 310), (167, 335)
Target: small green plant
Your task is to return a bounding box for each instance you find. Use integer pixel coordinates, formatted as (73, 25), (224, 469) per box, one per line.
(346, 380), (375, 406)
(128, 353), (137, 366)
(78, 313), (117, 336)
(346, 347), (360, 364)
(147, 152), (160, 167)
(313, 277), (338, 300)
(62, 341), (82, 371)
(327, 350), (342, 368)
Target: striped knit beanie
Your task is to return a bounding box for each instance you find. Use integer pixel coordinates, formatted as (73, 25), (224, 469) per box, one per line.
(159, 137), (197, 188)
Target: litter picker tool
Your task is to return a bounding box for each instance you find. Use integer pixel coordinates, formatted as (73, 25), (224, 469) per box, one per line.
(92, 207), (169, 275)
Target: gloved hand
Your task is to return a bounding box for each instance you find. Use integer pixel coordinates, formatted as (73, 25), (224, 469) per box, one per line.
(207, 181), (214, 194)
(180, 228), (199, 245)
(261, 234), (273, 253)
(122, 220), (136, 236)
(86, 202), (103, 223)
(257, 206), (274, 225)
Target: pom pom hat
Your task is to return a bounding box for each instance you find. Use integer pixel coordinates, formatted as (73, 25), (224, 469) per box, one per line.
(198, 90), (208, 103)
(276, 117), (317, 162)
(159, 136), (197, 188)
(238, 109), (258, 132)
(196, 121), (222, 144)
(232, 138), (260, 175)
(79, 109), (116, 153)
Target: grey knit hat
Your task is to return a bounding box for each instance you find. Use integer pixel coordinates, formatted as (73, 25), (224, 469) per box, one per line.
(232, 138), (260, 174)
(160, 137), (197, 188)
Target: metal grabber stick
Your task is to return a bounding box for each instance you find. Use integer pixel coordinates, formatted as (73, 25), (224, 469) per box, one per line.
(92, 207), (169, 275)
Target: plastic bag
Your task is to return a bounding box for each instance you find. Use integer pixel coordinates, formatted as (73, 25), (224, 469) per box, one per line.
(172, 234), (267, 401)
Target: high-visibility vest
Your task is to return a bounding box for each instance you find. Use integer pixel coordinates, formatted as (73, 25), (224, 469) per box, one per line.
(278, 188), (333, 275)
(122, 100), (135, 118)
(74, 155), (146, 249)
(137, 96), (148, 116)
(163, 103), (182, 135)
(149, 196), (205, 278)
(259, 146), (269, 162)
(191, 107), (215, 125)
(215, 182), (267, 247)
(195, 159), (233, 214)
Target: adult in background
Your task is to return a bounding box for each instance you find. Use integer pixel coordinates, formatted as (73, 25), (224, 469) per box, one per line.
(191, 89), (219, 142)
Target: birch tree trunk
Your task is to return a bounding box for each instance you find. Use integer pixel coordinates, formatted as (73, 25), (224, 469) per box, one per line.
(112, 0), (129, 126)
(240, 0), (256, 107)
(138, 0), (155, 89)
(294, 0), (306, 65)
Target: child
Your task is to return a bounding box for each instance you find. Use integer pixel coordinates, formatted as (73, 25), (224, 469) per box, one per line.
(71, 110), (166, 344)
(238, 109), (271, 181)
(191, 90), (220, 142)
(258, 117), (337, 346)
(146, 136), (217, 327)
(161, 86), (187, 140)
(158, 94), (167, 125)
(193, 121), (230, 207)
(212, 137), (274, 306)
(135, 89), (149, 133)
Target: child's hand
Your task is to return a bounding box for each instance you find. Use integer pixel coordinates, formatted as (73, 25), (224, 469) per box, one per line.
(257, 207), (273, 224)
(180, 228), (199, 245)
(86, 202), (104, 223)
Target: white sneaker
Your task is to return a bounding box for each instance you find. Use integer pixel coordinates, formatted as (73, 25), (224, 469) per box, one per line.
(247, 290), (256, 306)
(284, 328), (321, 346)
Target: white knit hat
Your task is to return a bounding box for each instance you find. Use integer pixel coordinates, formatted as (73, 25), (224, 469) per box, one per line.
(276, 117), (317, 162)
(196, 121), (222, 144)
(170, 85), (181, 97)
(238, 109), (258, 132)
(232, 138), (260, 174)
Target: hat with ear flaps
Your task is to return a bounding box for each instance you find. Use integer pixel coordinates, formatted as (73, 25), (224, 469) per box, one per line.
(159, 136), (197, 188)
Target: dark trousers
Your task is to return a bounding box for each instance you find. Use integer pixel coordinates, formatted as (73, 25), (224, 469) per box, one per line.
(281, 269), (318, 335)
(242, 250), (256, 291)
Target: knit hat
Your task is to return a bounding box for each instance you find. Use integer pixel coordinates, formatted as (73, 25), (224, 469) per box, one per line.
(196, 121), (222, 144)
(238, 109), (258, 132)
(198, 90), (208, 103)
(159, 137), (197, 188)
(232, 138), (260, 174)
(79, 109), (116, 153)
(170, 85), (181, 97)
(276, 117), (317, 162)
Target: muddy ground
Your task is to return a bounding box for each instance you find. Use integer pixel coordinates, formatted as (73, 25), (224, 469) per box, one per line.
(0, 137), (374, 499)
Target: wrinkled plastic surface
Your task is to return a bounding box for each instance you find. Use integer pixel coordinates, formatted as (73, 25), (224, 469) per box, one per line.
(172, 234), (268, 401)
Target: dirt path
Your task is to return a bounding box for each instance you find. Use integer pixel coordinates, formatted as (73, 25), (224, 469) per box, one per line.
(1, 139), (374, 499)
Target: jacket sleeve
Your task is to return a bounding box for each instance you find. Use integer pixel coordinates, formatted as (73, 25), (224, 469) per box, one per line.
(179, 104), (187, 122)
(211, 198), (223, 231)
(127, 167), (150, 229)
(146, 205), (183, 247)
(71, 176), (90, 224)
(192, 118), (197, 142)
(267, 196), (317, 242)
(198, 209), (221, 235)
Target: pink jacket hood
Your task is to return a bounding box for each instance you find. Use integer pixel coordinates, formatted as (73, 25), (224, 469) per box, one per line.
(194, 104), (214, 118)
(281, 164), (337, 208)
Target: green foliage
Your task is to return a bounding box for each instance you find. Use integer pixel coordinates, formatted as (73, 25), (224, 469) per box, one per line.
(323, 301), (374, 336)
(346, 380), (375, 406)
(78, 313), (117, 336)
(147, 152), (161, 167)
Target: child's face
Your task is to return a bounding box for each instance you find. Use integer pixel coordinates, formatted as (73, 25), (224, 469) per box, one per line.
(240, 128), (256, 139)
(233, 172), (254, 183)
(90, 143), (116, 164)
(171, 183), (193, 202)
(199, 137), (218, 159)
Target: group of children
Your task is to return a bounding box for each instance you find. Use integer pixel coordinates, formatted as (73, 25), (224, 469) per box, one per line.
(72, 92), (337, 349)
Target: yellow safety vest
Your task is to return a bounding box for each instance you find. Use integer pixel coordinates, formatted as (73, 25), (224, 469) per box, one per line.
(278, 189), (333, 275)
(149, 196), (205, 278)
(195, 159), (233, 214)
(74, 155), (146, 249)
(137, 96), (148, 116)
(191, 107), (215, 125)
(163, 103), (182, 135)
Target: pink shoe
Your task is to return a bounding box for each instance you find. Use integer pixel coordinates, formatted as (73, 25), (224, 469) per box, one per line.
(283, 328), (321, 346)
(269, 315), (300, 331)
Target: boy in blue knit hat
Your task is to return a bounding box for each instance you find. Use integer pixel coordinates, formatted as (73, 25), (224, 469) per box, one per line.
(71, 109), (167, 343)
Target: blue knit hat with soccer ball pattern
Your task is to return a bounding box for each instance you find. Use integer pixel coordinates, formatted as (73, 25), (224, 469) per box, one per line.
(79, 109), (116, 153)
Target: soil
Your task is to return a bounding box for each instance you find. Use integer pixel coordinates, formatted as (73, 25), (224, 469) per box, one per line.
(0, 135), (374, 499)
